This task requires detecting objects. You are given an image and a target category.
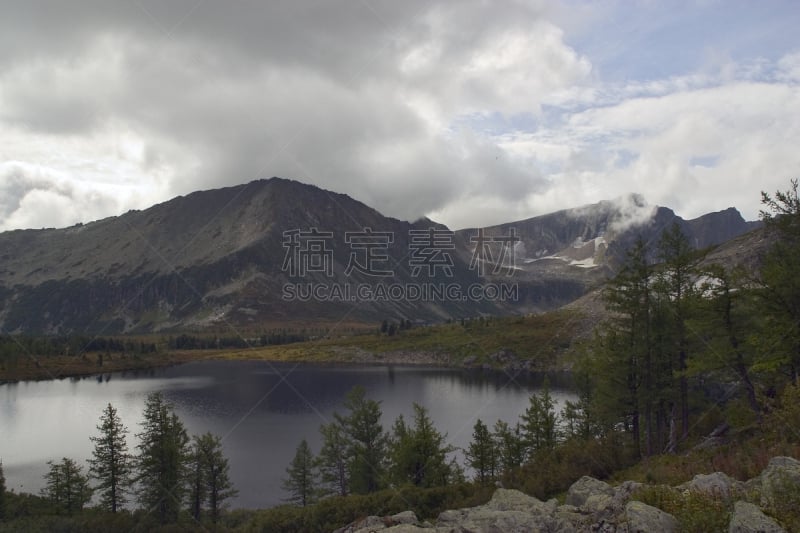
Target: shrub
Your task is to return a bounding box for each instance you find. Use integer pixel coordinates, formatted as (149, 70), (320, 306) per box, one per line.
(633, 485), (730, 533)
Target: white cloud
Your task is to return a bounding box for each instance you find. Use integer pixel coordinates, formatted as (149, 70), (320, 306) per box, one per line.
(0, 2), (798, 232)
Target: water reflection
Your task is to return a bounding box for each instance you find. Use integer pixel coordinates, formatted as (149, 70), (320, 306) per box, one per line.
(0, 360), (575, 508)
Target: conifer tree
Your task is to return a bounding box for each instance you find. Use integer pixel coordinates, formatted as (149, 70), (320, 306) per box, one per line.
(188, 432), (237, 523)
(759, 179), (800, 385)
(389, 403), (454, 488)
(465, 419), (496, 484)
(316, 421), (349, 497)
(89, 403), (132, 512)
(41, 458), (92, 515)
(135, 392), (190, 524)
(282, 439), (316, 506)
(493, 420), (525, 474)
(521, 379), (559, 457)
(0, 460), (6, 520)
(337, 386), (388, 494)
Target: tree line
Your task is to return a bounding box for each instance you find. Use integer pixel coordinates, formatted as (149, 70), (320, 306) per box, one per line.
(25, 393), (236, 527)
(582, 180), (800, 458)
(281, 381), (575, 504)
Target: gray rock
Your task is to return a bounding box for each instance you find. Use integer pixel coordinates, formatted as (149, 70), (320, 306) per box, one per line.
(484, 488), (557, 515)
(382, 526), (427, 532)
(390, 511), (418, 525)
(348, 515), (386, 533)
(681, 471), (743, 500)
(625, 500), (678, 533)
(728, 501), (786, 533)
(611, 480), (643, 507)
(583, 493), (614, 514)
(435, 489), (558, 532)
(565, 476), (615, 508)
(760, 456), (800, 509)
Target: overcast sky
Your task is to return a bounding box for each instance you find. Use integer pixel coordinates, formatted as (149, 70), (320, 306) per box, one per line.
(1, 0), (799, 231)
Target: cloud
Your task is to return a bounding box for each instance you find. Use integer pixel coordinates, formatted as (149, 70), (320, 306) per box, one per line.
(0, 162), (122, 231)
(0, 1), (798, 232)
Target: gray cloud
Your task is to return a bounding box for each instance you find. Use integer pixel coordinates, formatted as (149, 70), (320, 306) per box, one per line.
(0, 1), (798, 231)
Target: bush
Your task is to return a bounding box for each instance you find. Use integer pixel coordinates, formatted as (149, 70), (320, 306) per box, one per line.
(633, 485), (730, 533)
(510, 434), (638, 500)
(244, 483), (490, 532)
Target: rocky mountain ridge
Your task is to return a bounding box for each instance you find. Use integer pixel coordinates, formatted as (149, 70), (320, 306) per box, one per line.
(0, 178), (762, 334)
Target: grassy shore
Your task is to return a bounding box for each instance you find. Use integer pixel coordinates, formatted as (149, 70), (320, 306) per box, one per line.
(0, 310), (587, 383)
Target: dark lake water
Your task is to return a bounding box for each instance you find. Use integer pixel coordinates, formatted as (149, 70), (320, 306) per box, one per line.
(0, 360), (575, 508)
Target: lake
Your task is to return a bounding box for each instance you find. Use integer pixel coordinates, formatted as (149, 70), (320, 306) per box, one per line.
(0, 360), (575, 508)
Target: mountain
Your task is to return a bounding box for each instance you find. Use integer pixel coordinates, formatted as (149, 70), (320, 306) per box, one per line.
(0, 179), (761, 334)
(454, 194), (760, 313)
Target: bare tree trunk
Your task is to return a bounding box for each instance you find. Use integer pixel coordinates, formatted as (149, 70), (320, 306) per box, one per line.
(665, 404), (678, 454)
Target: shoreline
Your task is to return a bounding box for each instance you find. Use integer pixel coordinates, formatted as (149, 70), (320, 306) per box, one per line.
(0, 348), (570, 385)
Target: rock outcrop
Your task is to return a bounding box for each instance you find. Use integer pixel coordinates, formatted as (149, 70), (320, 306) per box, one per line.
(728, 501), (786, 533)
(334, 456), (797, 533)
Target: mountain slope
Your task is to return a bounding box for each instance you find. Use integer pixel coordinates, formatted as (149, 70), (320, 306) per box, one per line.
(0, 179), (761, 334)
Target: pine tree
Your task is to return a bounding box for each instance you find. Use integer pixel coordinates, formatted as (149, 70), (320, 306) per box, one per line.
(41, 458), (92, 515)
(282, 439), (316, 506)
(694, 264), (762, 420)
(521, 379), (559, 457)
(759, 179), (800, 385)
(0, 460), (6, 520)
(189, 436), (205, 522)
(88, 403), (132, 513)
(657, 222), (700, 442)
(188, 432), (237, 524)
(465, 419), (496, 484)
(135, 392), (190, 524)
(338, 386), (388, 494)
(389, 403), (454, 488)
(593, 237), (654, 456)
(316, 421), (349, 497)
(493, 420), (525, 474)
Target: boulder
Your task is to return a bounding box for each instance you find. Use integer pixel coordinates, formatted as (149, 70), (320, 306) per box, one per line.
(728, 501), (786, 533)
(680, 471), (743, 500)
(390, 511), (418, 525)
(759, 456), (800, 509)
(435, 489), (559, 532)
(565, 476), (615, 509)
(611, 480), (643, 508)
(625, 500), (678, 533)
(485, 488), (557, 515)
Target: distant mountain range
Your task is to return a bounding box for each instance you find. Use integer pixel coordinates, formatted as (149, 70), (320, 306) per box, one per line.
(0, 178), (762, 334)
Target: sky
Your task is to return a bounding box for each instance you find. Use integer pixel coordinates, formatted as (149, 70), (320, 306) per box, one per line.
(1, 0), (799, 232)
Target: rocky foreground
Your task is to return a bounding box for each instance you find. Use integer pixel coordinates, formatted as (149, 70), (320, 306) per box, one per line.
(334, 456), (799, 532)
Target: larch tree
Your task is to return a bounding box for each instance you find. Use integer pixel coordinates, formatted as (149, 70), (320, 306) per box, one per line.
(338, 386), (388, 494)
(759, 179), (800, 385)
(694, 264), (762, 421)
(465, 419), (496, 484)
(594, 237), (653, 456)
(521, 379), (559, 457)
(189, 432), (237, 524)
(656, 222), (700, 442)
(88, 403), (132, 513)
(389, 403), (454, 488)
(492, 420), (525, 474)
(135, 392), (190, 525)
(316, 420), (349, 497)
(282, 439), (317, 507)
(41, 458), (93, 515)
(0, 460), (6, 520)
